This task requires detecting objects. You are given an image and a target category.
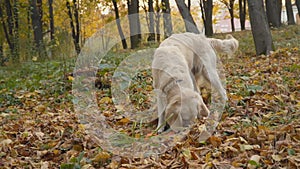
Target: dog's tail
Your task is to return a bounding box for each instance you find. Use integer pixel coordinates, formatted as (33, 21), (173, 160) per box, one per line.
(208, 34), (239, 56)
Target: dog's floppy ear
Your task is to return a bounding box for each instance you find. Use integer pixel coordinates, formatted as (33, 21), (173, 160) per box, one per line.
(165, 99), (183, 131)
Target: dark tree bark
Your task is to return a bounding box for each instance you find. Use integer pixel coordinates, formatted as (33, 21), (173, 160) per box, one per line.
(30, 0), (46, 58)
(266, 0), (281, 27)
(155, 0), (160, 41)
(175, 0), (200, 33)
(0, 42), (3, 65)
(1, 0), (19, 61)
(285, 0), (295, 25)
(296, 0), (300, 14)
(187, 0), (191, 11)
(0, 6), (12, 50)
(239, 0), (246, 30)
(229, 0), (235, 32)
(137, 0), (142, 41)
(200, 0), (213, 36)
(147, 0), (155, 41)
(221, 0), (235, 32)
(112, 0), (127, 49)
(48, 0), (54, 41)
(5, 0), (13, 36)
(128, 0), (140, 49)
(162, 0), (173, 38)
(12, 0), (19, 60)
(247, 0), (273, 55)
(66, 0), (81, 54)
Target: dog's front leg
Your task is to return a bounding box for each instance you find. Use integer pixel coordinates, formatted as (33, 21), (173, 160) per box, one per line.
(156, 93), (167, 133)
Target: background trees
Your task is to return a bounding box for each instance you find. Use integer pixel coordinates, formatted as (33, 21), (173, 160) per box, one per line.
(247, 0), (273, 55)
(266, 0), (282, 28)
(175, 0), (200, 33)
(200, 0), (213, 36)
(0, 0), (298, 63)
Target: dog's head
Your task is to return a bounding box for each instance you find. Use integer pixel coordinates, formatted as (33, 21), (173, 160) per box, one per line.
(165, 88), (209, 131)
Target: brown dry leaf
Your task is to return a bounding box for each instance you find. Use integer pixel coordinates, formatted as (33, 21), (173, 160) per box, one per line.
(34, 104), (46, 112)
(271, 154), (283, 162)
(209, 136), (222, 147)
(117, 118), (130, 125)
(93, 152), (111, 163)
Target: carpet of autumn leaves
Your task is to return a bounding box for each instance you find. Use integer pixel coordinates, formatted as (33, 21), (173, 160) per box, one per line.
(0, 26), (299, 169)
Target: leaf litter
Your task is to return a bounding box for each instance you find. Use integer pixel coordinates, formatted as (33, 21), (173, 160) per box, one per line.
(0, 26), (299, 168)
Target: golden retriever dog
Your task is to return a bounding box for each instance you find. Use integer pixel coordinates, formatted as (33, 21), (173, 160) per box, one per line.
(153, 33), (238, 133)
(152, 46), (210, 133)
(159, 32), (229, 101)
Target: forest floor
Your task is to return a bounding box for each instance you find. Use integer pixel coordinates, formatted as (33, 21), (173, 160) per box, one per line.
(0, 25), (299, 169)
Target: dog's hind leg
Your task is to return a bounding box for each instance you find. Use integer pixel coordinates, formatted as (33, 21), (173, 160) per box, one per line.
(201, 67), (227, 102)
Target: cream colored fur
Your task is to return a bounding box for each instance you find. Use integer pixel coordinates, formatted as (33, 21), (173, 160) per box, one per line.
(152, 46), (209, 132)
(207, 34), (239, 57)
(153, 32), (237, 133)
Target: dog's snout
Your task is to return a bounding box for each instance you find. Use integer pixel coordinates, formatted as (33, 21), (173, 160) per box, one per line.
(182, 119), (192, 127)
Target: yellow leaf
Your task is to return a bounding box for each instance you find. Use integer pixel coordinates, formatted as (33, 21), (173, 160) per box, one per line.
(263, 94), (273, 100)
(274, 95), (283, 102)
(182, 148), (192, 160)
(117, 118), (130, 125)
(145, 85), (153, 91)
(99, 97), (112, 104)
(253, 80), (259, 85)
(93, 152), (111, 163)
(53, 149), (60, 155)
(32, 57), (38, 61)
(230, 94), (243, 101)
(34, 105), (46, 112)
(205, 152), (211, 163)
(68, 76), (74, 81)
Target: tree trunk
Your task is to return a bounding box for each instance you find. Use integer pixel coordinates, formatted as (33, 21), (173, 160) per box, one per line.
(30, 0), (46, 59)
(239, 0), (246, 30)
(0, 42), (3, 65)
(12, 0), (19, 60)
(162, 0), (173, 38)
(155, 0), (160, 41)
(187, 0), (191, 11)
(1, 0), (19, 61)
(296, 0), (300, 14)
(112, 0), (127, 49)
(0, 6), (12, 52)
(247, 0), (273, 55)
(5, 0), (13, 36)
(147, 0), (155, 41)
(266, 0), (281, 28)
(66, 0), (81, 54)
(200, 0), (213, 36)
(286, 0), (295, 25)
(229, 0), (235, 32)
(175, 0), (200, 33)
(128, 0), (140, 49)
(137, 0), (142, 41)
(73, 0), (81, 53)
(48, 0), (54, 41)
